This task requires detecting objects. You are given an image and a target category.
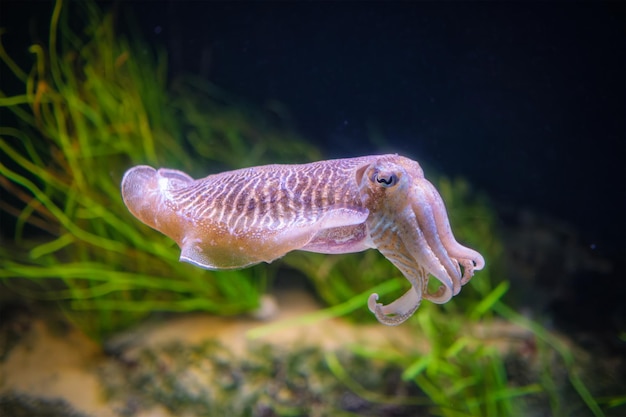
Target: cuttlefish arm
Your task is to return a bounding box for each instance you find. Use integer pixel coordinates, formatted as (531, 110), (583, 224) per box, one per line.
(357, 157), (485, 325)
(121, 154), (484, 326)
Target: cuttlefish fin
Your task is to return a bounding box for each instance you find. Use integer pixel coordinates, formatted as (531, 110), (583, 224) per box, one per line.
(180, 238), (260, 270)
(179, 206), (369, 270)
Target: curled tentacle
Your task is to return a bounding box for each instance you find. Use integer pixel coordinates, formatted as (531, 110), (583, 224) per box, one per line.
(420, 180), (485, 273)
(423, 281), (454, 304)
(368, 286), (422, 326)
(459, 258), (481, 285)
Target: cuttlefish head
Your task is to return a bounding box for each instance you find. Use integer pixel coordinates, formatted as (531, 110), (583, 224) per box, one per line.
(356, 155), (485, 325)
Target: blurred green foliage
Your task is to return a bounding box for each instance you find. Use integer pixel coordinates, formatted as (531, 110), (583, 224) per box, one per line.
(0, 0), (319, 339)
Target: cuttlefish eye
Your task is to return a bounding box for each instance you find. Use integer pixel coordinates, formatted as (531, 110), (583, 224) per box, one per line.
(374, 171), (399, 188)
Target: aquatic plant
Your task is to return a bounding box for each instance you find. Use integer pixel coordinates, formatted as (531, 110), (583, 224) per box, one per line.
(0, 0), (318, 339)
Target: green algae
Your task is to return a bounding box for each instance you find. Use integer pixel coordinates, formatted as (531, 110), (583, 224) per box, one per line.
(0, 0), (318, 339)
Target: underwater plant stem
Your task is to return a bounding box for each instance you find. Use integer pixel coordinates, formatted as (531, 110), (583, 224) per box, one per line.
(0, 31), (28, 82)
(48, 0), (64, 91)
(0, 161), (128, 254)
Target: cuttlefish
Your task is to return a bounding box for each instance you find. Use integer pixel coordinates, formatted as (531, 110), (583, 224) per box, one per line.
(121, 154), (484, 325)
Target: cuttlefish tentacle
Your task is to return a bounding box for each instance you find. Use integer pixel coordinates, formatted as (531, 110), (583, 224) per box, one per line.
(121, 154), (485, 326)
(368, 287), (422, 326)
(418, 179), (486, 283)
(397, 202), (458, 302)
(367, 238), (431, 325)
(408, 183), (466, 299)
